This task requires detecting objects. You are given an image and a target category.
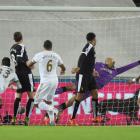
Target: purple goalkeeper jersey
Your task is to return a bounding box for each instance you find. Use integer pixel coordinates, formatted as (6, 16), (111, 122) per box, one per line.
(55, 60), (140, 95)
(95, 61), (140, 89)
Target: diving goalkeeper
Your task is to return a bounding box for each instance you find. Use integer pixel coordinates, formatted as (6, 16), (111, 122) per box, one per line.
(56, 58), (140, 124)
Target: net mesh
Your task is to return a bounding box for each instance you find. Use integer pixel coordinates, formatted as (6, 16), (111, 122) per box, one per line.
(0, 11), (140, 125)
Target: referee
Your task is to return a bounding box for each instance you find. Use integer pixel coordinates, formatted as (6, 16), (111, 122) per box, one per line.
(10, 32), (34, 125)
(70, 32), (100, 124)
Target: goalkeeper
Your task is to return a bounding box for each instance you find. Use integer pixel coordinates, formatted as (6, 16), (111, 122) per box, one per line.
(55, 58), (140, 123)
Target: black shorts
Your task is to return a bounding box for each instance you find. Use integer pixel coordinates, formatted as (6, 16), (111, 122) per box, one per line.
(76, 74), (97, 93)
(16, 72), (35, 93)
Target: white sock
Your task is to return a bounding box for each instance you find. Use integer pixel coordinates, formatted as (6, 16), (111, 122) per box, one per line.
(38, 101), (54, 112)
(47, 111), (54, 123)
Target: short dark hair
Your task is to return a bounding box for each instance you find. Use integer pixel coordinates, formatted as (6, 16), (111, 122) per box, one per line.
(14, 32), (23, 42)
(44, 40), (52, 50)
(86, 32), (96, 41)
(2, 57), (10, 67)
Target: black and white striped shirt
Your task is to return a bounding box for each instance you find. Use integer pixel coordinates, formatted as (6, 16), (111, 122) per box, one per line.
(78, 43), (96, 75)
(10, 44), (31, 74)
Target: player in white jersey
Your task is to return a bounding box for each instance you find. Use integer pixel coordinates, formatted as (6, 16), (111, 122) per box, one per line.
(0, 57), (21, 108)
(27, 40), (66, 125)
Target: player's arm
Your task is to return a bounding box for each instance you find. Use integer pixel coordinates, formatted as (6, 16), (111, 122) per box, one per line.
(71, 67), (80, 74)
(26, 53), (39, 68)
(9, 73), (22, 90)
(26, 60), (36, 68)
(116, 60), (140, 75)
(57, 54), (66, 75)
(59, 64), (66, 75)
(78, 53), (86, 74)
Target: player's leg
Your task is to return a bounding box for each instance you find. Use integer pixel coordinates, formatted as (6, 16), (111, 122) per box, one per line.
(35, 82), (58, 125)
(89, 76), (102, 122)
(65, 93), (83, 126)
(56, 84), (76, 95)
(12, 92), (22, 124)
(56, 84), (76, 122)
(91, 89), (98, 119)
(71, 93), (83, 120)
(12, 72), (26, 125)
(37, 100), (58, 115)
(89, 76), (98, 118)
(25, 92), (34, 125)
(46, 79), (59, 125)
(56, 95), (76, 124)
(68, 74), (86, 125)
(58, 95), (76, 111)
(56, 91), (91, 123)
(57, 84), (76, 110)
(23, 74), (35, 125)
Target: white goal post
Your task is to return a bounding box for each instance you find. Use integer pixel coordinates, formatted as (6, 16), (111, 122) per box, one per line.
(0, 6), (140, 12)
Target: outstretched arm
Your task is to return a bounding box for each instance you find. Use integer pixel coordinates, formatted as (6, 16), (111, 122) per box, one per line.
(116, 60), (140, 75)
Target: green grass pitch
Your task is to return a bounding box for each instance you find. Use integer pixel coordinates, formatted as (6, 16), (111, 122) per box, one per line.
(0, 126), (140, 140)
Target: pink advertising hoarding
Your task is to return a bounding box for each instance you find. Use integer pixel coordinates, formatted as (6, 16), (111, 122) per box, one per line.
(0, 82), (140, 125)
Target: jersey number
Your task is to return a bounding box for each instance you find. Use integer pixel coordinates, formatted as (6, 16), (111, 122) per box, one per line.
(47, 60), (52, 72)
(0, 69), (10, 78)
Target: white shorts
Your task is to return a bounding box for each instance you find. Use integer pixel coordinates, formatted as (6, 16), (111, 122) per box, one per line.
(34, 79), (58, 104)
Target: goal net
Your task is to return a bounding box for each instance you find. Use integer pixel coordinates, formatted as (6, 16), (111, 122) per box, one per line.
(0, 7), (140, 126)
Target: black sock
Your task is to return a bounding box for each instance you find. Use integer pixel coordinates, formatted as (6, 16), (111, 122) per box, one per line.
(26, 99), (34, 118)
(14, 98), (21, 117)
(71, 100), (80, 119)
(59, 102), (67, 110)
(92, 98), (98, 118)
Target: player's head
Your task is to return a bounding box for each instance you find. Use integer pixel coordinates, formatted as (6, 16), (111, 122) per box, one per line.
(13, 32), (23, 42)
(105, 57), (115, 69)
(1, 57), (11, 67)
(44, 40), (52, 50)
(86, 32), (96, 46)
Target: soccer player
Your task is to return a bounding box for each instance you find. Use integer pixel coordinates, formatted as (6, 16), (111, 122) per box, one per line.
(0, 57), (22, 108)
(10, 32), (34, 125)
(27, 40), (66, 125)
(67, 32), (99, 124)
(56, 58), (140, 124)
(128, 75), (140, 105)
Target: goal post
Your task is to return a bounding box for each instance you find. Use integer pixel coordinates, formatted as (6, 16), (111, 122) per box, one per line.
(0, 6), (140, 126)
(0, 6), (140, 12)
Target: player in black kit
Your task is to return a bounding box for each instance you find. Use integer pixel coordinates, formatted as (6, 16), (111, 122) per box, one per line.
(10, 32), (34, 125)
(69, 32), (101, 125)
